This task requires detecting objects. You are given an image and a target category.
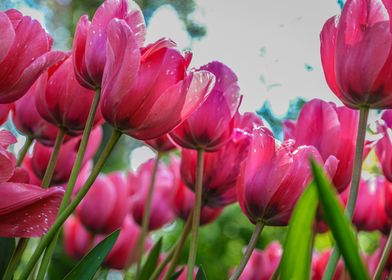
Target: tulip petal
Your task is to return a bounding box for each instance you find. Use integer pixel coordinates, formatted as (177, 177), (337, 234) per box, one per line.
(0, 183), (64, 237)
(0, 11), (15, 64)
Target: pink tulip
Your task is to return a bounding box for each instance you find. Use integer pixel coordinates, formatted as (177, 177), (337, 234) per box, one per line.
(180, 127), (251, 208)
(0, 103), (13, 125)
(237, 126), (337, 226)
(63, 215), (93, 260)
(101, 18), (215, 140)
(170, 61), (242, 151)
(12, 77), (62, 146)
(0, 130), (64, 237)
(283, 99), (358, 193)
(145, 134), (177, 153)
(341, 176), (391, 234)
(129, 159), (175, 230)
(320, 0), (392, 109)
(30, 127), (102, 185)
(367, 238), (392, 278)
(376, 110), (392, 182)
(73, 0), (146, 89)
(311, 250), (346, 280)
(76, 172), (129, 234)
(170, 157), (222, 225)
(35, 55), (103, 136)
(237, 242), (282, 280)
(0, 9), (65, 103)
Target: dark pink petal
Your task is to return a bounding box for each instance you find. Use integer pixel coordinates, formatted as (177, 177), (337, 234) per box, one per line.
(0, 183), (64, 237)
(0, 11), (15, 64)
(5, 9), (23, 28)
(0, 103), (13, 126)
(64, 216), (93, 260)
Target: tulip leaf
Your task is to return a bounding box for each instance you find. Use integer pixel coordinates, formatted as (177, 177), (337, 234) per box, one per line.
(280, 182), (318, 280)
(196, 266), (207, 280)
(62, 230), (120, 280)
(139, 237), (163, 280)
(0, 238), (15, 277)
(310, 160), (369, 280)
(168, 269), (184, 280)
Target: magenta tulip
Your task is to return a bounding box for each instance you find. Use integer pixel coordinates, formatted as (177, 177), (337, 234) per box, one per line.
(30, 127), (102, 185)
(237, 126), (337, 226)
(320, 0), (392, 109)
(283, 99), (358, 192)
(76, 172), (129, 234)
(0, 9), (65, 103)
(0, 103), (12, 125)
(311, 250), (346, 280)
(129, 159), (175, 230)
(341, 176), (391, 233)
(35, 55), (103, 136)
(0, 130), (64, 237)
(237, 242), (282, 280)
(170, 61), (242, 151)
(170, 157), (222, 225)
(63, 215), (93, 260)
(101, 18), (215, 140)
(376, 110), (392, 182)
(12, 77), (61, 146)
(73, 0), (146, 89)
(145, 134), (177, 153)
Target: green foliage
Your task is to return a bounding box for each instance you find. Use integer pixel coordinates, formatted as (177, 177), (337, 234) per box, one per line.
(195, 266), (207, 280)
(63, 230), (120, 280)
(311, 160), (369, 280)
(280, 183), (318, 280)
(139, 237), (163, 280)
(0, 238), (15, 277)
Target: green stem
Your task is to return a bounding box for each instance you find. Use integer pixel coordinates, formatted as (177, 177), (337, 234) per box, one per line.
(17, 136), (33, 166)
(18, 130), (122, 280)
(2, 238), (29, 280)
(186, 149), (204, 280)
(135, 152), (162, 278)
(162, 214), (193, 280)
(41, 128), (66, 188)
(229, 221), (265, 280)
(323, 106), (369, 280)
(373, 230), (392, 280)
(35, 89), (101, 280)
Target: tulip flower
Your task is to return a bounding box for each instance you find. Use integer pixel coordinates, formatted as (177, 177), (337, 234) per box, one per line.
(170, 61), (242, 152)
(341, 176), (391, 234)
(73, 0), (146, 89)
(145, 134), (177, 153)
(320, 0), (392, 109)
(0, 103), (13, 125)
(311, 250), (346, 280)
(76, 172), (129, 234)
(180, 128), (251, 208)
(63, 215), (93, 260)
(283, 99), (358, 192)
(12, 77), (62, 146)
(30, 127), (102, 185)
(237, 242), (282, 280)
(0, 9), (65, 103)
(375, 110), (392, 182)
(170, 157), (222, 225)
(101, 19), (215, 140)
(0, 130), (64, 237)
(35, 55), (103, 136)
(129, 159), (175, 230)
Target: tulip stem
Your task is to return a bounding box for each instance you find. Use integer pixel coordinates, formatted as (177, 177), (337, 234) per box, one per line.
(17, 136), (33, 166)
(230, 220), (265, 280)
(19, 129), (122, 280)
(323, 106), (369, 280)
(41, 128), (66, 188)
(373, 230), (392, 280)
(135, 152), (162, 278)
(35, 88), (101, 280)
(186, 148), (204, 280)
(162, 214), (193, 280)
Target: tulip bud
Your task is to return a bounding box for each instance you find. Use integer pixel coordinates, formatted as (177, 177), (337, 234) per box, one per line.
(63, 216), (93, 260)
(312, 250), (346, 280)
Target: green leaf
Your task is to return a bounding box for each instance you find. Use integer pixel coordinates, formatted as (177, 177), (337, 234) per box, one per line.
(310, 160), (369, 280)
(0, 238), (15, 277)
(62, 230), (120, 280)
(168, 269), (184, 280)
(139, 237), (163, 280)
(196, 266), (207, 280)
(280, 182), (318, 280)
